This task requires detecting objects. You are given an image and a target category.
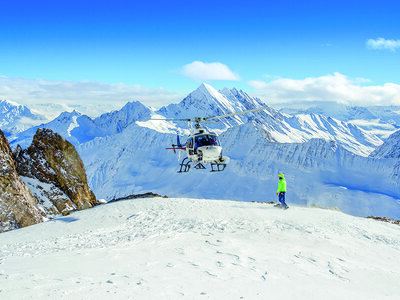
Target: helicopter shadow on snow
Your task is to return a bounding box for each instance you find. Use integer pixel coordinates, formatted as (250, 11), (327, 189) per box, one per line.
(50, 216), (79, 223)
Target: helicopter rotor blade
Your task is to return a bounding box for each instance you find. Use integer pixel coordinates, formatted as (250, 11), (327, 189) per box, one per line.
(150, 106), (270, 124)
(204, 106), (270, 121)
(202, 121), (220, 124)
(150, 118), (191, 122)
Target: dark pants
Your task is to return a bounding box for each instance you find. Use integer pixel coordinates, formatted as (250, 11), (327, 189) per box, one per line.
(278, 192), (287, 208)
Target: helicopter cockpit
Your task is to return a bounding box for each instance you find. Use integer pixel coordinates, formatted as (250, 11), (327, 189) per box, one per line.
(187, 134), (221, 155)
(195, 134), (220, 147)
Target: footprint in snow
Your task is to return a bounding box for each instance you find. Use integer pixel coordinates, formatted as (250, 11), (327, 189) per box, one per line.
(205, 271), (217, 277)
(261, 271), (268, 281)
(205, 240), (219, 246)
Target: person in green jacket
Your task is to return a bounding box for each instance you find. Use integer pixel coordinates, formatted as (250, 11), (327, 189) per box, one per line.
(276, 173), (288, 209)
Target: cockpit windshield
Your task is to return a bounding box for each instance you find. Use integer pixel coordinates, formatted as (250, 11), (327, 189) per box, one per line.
(194, 134), (220, 147)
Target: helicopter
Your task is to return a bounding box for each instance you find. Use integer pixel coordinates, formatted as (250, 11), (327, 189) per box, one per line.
(154, 106), (269, 173)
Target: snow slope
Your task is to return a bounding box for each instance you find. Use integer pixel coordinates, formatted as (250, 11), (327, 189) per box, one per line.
(370, 129), (400, 159)
(0, 197), (399, 299)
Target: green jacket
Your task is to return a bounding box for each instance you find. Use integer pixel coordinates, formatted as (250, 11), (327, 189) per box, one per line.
(277, 176), (287, 193)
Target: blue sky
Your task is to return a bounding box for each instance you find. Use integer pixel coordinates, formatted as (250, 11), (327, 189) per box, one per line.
(0, 0), (399, 109)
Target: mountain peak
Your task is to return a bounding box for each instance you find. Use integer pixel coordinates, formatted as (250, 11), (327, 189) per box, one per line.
(192, 83), (223, 100)
(0, 99), (32, 115)
(56, 110), (82, 120)
(0, 99), (43, 137)
(0, 99), (22, 108)
(120, 101), (150, 113)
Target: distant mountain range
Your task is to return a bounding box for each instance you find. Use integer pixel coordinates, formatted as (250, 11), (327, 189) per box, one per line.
(276, 101), (400, 139)
(0, 99), (47, 137)
(2, 84), (400, 218)
(8, 84), (384, 156)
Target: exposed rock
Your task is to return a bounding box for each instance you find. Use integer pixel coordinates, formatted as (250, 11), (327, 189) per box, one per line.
(14, 128), (96, 216)
(0, 130), (45, 232)
(367, 216), (400, 226)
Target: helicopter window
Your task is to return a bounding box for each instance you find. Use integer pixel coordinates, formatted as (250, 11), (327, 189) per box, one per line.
(194, 135), (220, 147)
(194, 136), (203, 148)
(209, 135), (220, 146)
(186, 137), (194, 149)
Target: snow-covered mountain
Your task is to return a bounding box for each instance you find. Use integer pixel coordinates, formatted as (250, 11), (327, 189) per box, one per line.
(94, 101), (153, 135)
(9, 110), (104, 148)
(370, 129), (400, 159)
(10, 101), (155, 149)
(277, 101), (400, 139)
(10, 84), (383, 156)
(157, 83), (267, 129)
(0, 197), (399, 299)
(157, 84), (382, 156)
(8, 84), (400, 218)
(0, 99), (46, 137)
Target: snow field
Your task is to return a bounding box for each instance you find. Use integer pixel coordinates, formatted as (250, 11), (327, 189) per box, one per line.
(0, 197), (399, 299)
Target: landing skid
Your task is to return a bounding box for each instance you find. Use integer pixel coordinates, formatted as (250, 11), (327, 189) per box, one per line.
(177, 157), (226, 173)
(194, 162), (206, 170)
(178, 157), (191, 173)
(210, 163), (226, 172)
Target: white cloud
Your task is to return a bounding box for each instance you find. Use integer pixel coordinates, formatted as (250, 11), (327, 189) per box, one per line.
(180, 61), (240, 81)
(366, 38), (400, 52)
(0, 77), (184, 117)
(248, 72), (400, 106)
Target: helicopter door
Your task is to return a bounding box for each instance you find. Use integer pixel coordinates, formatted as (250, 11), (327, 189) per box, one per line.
(187, 137), (194, 155)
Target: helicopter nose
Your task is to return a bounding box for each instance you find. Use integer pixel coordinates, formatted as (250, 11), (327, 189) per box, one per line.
(201, 146), (222, 161)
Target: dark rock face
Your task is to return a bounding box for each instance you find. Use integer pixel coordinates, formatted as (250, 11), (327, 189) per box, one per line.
(0, 130), (44, 232)
(14, 128), (97, 215)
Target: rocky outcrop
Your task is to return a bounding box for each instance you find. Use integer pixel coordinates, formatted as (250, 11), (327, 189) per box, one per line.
(0, 130), (44, 232)
(14, 129), (97, 216)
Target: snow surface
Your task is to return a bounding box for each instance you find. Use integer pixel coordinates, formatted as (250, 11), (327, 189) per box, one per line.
(0, 197), (399, 299)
